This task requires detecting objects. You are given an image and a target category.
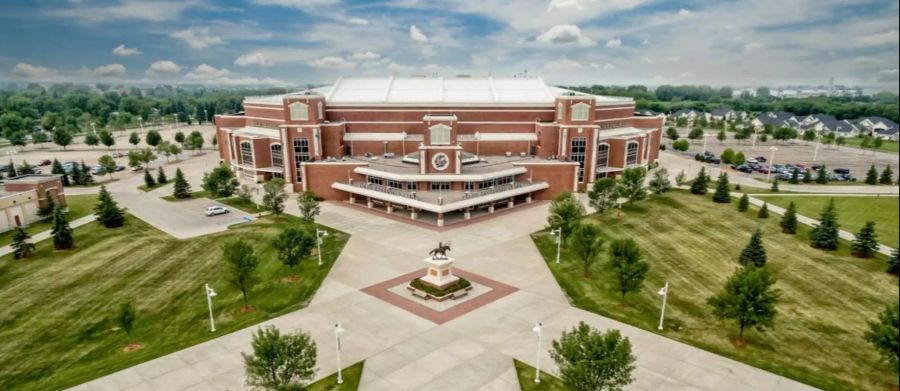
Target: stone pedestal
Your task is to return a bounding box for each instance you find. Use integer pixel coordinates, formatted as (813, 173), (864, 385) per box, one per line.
(420, 256), (459, 289)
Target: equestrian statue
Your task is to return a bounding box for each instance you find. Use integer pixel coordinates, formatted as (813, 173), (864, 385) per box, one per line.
(429, 242), (452, 259)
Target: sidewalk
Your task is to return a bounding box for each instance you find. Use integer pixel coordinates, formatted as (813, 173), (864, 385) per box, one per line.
(0, 215), (97, 257)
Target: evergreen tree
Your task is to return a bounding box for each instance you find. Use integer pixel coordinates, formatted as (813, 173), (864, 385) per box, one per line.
(648, 168), (672, 194)
(690, 167), (710, 195)
(758, 202), (769, 218)
(712, 172), (731, 203)
(7, 160), (18, 178)
(789, 168), (800, 184)
(851, 221), (879, 258)
(888, 248), (899, 275)
(708, 265), (780, 340)
(70, 162), (84, 185)
(79, 161), (94, 186)
(51, 158), (69, 186)
(143, 169), (156, 188)
(39, 190), (56, 216)
(880, 165), (894, 185)
(50, 204), (73, 250)
(816, 165), (829, 184)
(802, 170), (812, 183)
(771, 179), (779, 192)
(156, 167), (167, 184)
(780, 202), (798, 234)
(737, 194), (749, 212)
(863, 303), (899, 375)
(94, 185), (125, 228)
(739, 228), (767, 267)
(12, 227), (36, 259)
(865, 164), (879, 185)
(173, 168), (191, 199)
(810, 199), (840, 250)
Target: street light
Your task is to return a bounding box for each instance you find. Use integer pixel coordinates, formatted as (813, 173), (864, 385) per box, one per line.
(316, 229), (329, 266)
(532, 322), (543, 384)
(138, 117), (144, 135)
(812, 134), (822, 162)
(334, 323), (345, 385)
(205, 284), (217, 332)
(550, 228), (562, 264)
(657, 281), (669, 330)
(765, 146), (778, 182)
(90, 122), (96, 134)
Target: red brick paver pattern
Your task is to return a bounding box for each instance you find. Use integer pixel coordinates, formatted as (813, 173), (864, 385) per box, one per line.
(361, 268), (519, 324)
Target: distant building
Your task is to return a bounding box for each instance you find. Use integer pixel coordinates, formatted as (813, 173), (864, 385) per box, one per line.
(752, 112), (799, 130)
(1, 174), (66, 233)
(875, 125), (899, 141)
(856, 117), (899, 134)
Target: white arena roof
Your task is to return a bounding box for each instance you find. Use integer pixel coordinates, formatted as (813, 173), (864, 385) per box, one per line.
(244, 76), (633, 106)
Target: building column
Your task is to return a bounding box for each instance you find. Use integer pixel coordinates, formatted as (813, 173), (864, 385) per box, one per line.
(526, 194), (532, 203)
(464, 208), (471, 220)
(410, 209), (417, 220)
(367, 198), (373, 208)
(507, 199), (514, 208)
(386, 203), (393, 214)
(488, 203), (495, 214)
(349, 194), (355, 204)
(437, 213), (444, 227)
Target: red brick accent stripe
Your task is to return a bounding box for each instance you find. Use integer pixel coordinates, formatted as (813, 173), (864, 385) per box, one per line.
(361, 268), (519, 324)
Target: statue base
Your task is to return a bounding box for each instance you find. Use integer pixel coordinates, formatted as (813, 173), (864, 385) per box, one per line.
(419, 256), (459, 289)
(408, 256), (472, 301)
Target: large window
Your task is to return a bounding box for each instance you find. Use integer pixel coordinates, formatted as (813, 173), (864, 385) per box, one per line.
(289, 102), (309, 121)
(430, 124), (451, 145)
(570, 103), (590, 121)
(240, 141), (253, 166)
(595, 143), (609, 180)
(479, 178), (496, 189)
(293, 137), (310, 182)
(430, 182), (451, 191)
(626, 141), (639, 166)
(464, 181), (475, 191)
(271, 144), (283, 168)
(571, 137), (586, 182)
(497, 175), (513, 185)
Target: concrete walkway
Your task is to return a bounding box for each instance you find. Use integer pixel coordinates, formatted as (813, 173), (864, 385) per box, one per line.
(70, 200), (815, 391)
(742, 193), (896, 256)
(0, 215), (97, 257)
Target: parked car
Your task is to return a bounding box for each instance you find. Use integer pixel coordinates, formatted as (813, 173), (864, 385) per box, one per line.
(795, 163), (808, 170)
(40, 159), (52, 166)
(833, 168), (851, 175)
(112, 152), (126, 158)
(115, 165), (126, 172)
(703, 150), (715, 157)
(756, 165), (770, 174)
(707, 157), (721, 164)
(130, 166), (144, 172)
(31, 166), (42, 174)
(205, 206), (229, 216)
(91, 165), (104, 175)
(754, 156), (767, 162)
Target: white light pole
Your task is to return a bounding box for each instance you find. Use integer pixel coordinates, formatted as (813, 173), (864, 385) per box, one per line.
(532, 322), (543, 384)
(751, 127), (758, 150)
(702, 133), (709, 156)
(657, 281), (669, 330)
(138, 117), (144, 135)
(334, 323), (345, 385)
(316, 229), (329, 266)
(174, 113), (179, 130)
(205, 284), (217, 332)
(204, 109), (208, 125)
(812, 134), (821, 162)
(550, 228), (562, 264)
(765, 146), (778, 182)
(90, 122), (96, 134)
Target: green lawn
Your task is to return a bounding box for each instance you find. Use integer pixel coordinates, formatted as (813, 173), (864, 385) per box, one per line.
(841, 137), (899, 154)
(0, 194), (97, 247)
(218, 196), (266, 214)
(757, 195), (899, 246)
(307, 361), (364, 391)
(137, 182), (171, 192)
(532, 191), (897, 391)
(513, 359), (568, 391)
(160, 190), (213, 201)
(0, 213), (349, 390)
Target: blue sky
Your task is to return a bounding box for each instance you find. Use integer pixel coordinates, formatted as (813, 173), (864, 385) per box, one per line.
(1, 0), (898, 90)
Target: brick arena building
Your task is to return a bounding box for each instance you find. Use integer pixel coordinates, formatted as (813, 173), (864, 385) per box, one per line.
(214, 76), (663, 226)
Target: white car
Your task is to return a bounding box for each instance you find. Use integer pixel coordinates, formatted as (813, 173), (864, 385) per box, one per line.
(205, 206), (229, 216)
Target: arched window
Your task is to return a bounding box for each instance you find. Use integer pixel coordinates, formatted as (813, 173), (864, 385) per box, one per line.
(430, 124), (451, 145)
(626, 141), (639, 166)
(596, 143), (609, 168)
(571, 102), (590, 121)
(240, 141), (253, 165)
(289, 102), (309, 121)
(271, 144), (283, 168)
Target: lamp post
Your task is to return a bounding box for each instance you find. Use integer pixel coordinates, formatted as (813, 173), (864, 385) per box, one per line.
(334, 323), (345, 385)
(812, 134), (822, 162)
(550, 228), (562, 264)
(316, 229), (329, 266)
(657, 281), (669, 330)
(174, 113), (179, 130)
(702, 132), (709, 156)
(205, 284), (217, 332)
(138, 117), (144, 135)
(765, 146), (778, 182)
(90, 122), (96, 134)
(751, 127), (758, 150)
(204, 109), (208, 125)
(532, 322), (543, 384)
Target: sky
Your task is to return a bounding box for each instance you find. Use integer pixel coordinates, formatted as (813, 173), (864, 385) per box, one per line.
(1, 0), (898, 90)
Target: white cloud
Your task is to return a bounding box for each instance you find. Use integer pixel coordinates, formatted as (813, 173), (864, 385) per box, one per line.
(47, 0), (204, 23)
(548, 0), (585, 11)
(409, 25), (429, 43)
(10, 63), (57, 78)
(641, 39), (651, 45)
(857, 30), (899, 47)
(308, 56), (357, 69)
(680, 72), (695, 78)
(112, 44), (141, 56)
(591, 62), (616, 70)
(544, 57), (583, 70)
(605, 38), (622, 48)
(665, 56), (681, 62)
(252, 0), (339, 8)
(743, 42), (765, 51)
(185, 64), (231, 80)
(350, 51), (381, 61)
(678, 8), (691, 16)
(536, 25), (594, 46)
(234, 52), (271, 67)
(347, 17), (369, 26)
(640, 57), (652, 63)
(876, 68), (899, 82)
(79, 63), (127, 78)
(145, 60), (181, 76)
(171, 27), (224, 49)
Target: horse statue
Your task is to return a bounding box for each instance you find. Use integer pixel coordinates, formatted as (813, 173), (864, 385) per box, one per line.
(428, 242), (452, 259)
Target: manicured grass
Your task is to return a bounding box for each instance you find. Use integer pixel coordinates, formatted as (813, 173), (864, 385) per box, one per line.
(757, 195), (899, 246)
(137, 182), (170, 192)
(160, 190), (213, 201)
(0, 194), (96, 247)
(0, 213), (349, 390)
(218, 196), (265, 213)
(307, 361), (364, 391)
(840, 137), (899, 154)
(532, 191), (897, 391)
(513, 359), (568, 391)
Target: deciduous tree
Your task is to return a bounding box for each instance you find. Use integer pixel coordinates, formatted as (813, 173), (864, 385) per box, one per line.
(129, 131), (140, 147)
(273, 226), (316, 270)
(201, 164), (240, 198)
(298, 191), (321, 223)
(262, 178), (288, 215)
(616, 167), (647, 204)
(550, 322), (635, 391)
(145, 130), (161, 147)
(223, 239), (259, 308)
(243, 326), (317, 390)
(708, 265), (780, 340)
(547, 191), (585, 237)
(570, 222), (603, 277)
(609, 238), (649, 302)
(648, 168), (672, 194)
